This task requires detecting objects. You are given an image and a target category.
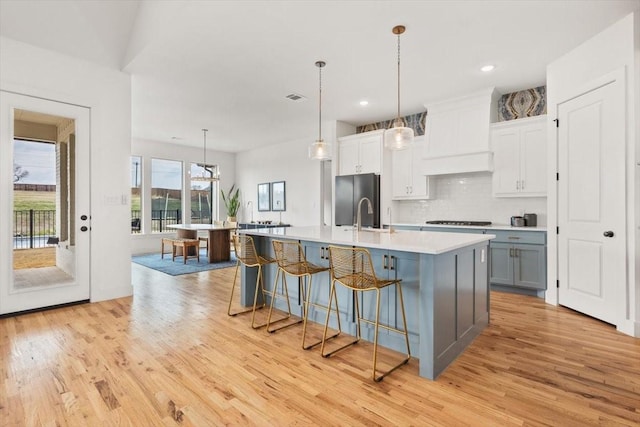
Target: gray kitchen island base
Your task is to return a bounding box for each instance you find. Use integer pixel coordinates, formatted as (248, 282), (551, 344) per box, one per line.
(239, 226), (492, 380)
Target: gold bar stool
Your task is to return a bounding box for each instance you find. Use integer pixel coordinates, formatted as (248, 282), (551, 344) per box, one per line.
(321, 245), (411, 382)
(271, 240), (340, 348)
(228, 234), (274, 329)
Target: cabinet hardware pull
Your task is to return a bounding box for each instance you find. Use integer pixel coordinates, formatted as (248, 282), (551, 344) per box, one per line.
(383, 254), (388, 269)
(508, 236), (520, 240)
(390, 255), (396, 270)
(521, 180), (525, 189)
(514, 248), (519, 257)
(509, 248), (514, 257)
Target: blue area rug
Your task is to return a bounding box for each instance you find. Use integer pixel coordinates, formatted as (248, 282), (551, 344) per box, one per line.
(132, 250), (237, 276)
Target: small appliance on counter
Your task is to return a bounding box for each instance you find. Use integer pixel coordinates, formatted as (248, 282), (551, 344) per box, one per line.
(510, 213), (537, 227)
(523, 213), (537, 227)
(510, 216), (526, 227)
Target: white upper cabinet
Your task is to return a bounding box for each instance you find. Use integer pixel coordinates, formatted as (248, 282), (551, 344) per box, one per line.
(337, 130), (383, 175)
(392, 136), (432, 199)
(491, 115), (547, 197)
(421, 88), (498, 175)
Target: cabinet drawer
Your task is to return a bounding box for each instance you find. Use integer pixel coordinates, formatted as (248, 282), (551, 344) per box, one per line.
(490, 230), (546, 245)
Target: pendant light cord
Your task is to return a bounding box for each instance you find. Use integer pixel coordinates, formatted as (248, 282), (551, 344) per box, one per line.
(396, 31), (401, 121)
(318, 63), (322, 141)
(202, 128), (208, 166)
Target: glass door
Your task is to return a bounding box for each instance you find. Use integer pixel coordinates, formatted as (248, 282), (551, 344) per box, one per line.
(0, 91), (90, 314)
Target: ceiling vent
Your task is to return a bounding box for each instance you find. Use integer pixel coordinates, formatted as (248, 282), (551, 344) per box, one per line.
(285, 93), (307, 102)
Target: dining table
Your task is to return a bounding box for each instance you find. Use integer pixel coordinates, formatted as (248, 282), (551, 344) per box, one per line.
(167, 224), (237, 263)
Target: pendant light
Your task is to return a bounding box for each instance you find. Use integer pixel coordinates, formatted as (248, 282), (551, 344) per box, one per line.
(309, 60), (332, 160)
(384, 25), (413, 151)
(192, 128), (220, 182)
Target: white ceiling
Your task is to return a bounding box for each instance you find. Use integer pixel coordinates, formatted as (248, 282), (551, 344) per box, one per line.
(1, 0), (638, 153)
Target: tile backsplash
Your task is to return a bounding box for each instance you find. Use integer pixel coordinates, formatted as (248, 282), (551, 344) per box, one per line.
(392, 172), (547, 226)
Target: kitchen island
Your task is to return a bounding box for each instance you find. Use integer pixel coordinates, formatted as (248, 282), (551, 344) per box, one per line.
(239, 225), (494, 380)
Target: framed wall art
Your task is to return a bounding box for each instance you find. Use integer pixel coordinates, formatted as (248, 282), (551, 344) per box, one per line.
(257, 182), (271, 211)
(271, 181), (286, 211)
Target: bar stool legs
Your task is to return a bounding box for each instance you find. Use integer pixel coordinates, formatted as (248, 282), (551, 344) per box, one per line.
(270, 239), (341, 349)
(265, 267), (303, 333)
(300, 274), (341, 350)
(228, 258), (264, 317)
(321, 245), (411, 382)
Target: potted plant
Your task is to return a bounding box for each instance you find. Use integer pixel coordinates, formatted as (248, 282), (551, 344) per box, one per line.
(221, 184), (240, 222)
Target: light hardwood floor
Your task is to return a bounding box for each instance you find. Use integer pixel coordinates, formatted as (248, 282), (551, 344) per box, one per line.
(1, 264), (638, 426)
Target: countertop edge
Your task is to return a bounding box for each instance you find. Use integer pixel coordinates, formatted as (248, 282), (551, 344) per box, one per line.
(388, 223), (547, 232)
(240, 226), (494, 255)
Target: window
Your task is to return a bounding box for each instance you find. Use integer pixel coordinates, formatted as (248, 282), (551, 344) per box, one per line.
(190, 163), (218, 224)
(151, 158), (182, 233)
(130, 156), (141, 234)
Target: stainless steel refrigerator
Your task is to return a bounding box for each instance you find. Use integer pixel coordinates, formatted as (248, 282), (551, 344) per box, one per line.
(334, 173), (380, 228)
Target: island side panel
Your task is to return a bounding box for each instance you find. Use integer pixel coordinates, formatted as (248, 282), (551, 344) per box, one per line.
(418, 242), (490, 380)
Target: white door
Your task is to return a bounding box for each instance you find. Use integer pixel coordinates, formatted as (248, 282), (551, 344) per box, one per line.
(0, 91), (91, 314)
(557, 77), (625, 325)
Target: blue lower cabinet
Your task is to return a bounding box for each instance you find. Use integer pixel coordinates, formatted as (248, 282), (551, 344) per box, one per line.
(401, 226), (547, 293)
(489, 231), (546, 291)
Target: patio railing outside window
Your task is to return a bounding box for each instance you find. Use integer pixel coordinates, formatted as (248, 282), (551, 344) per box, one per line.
(13, 209), (56, 249)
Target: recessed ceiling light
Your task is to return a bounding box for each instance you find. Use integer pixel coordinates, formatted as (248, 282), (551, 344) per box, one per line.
(480, 64), (495, 72)
(359, 100), (369, 106)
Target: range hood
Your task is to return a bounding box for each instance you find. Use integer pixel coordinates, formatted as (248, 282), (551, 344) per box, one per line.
(420, 88), (497, 176)
(421, 151), (493, 175)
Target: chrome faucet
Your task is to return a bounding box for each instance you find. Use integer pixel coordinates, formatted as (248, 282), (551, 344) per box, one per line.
(355, 197), (373, 232)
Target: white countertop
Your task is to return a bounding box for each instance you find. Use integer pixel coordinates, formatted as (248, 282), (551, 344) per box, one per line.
(240, 225), (494, 255)
(392, 222), (547, 232)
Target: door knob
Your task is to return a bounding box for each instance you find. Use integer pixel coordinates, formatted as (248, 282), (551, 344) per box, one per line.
(603, 231), (614, 237)
(80, 226), (88, 232)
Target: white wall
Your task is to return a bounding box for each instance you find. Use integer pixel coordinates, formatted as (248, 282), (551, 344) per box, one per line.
(392, 172), (547, 226)
(547, 12), (639, 337)
(0, 36), (133, 302)
(130, 138), (236, 255)
(235, 138), (323, 227)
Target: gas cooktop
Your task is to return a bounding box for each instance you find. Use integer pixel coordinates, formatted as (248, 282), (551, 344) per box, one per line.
(426, 220), (492, 226)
